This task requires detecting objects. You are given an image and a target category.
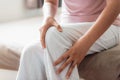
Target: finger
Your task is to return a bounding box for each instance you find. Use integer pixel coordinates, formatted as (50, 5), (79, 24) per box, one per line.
(56, 57), (73, 74)
(56, 24), (63, 32)
(39, 27), (44, 35)
(53, 54), (68, 66)
(52, 20), (62, 32)
(40, 26), (49, 48)
(54, 50), (70, 66)
(66, 61), (77, 79)
(39, 26), (43, 32)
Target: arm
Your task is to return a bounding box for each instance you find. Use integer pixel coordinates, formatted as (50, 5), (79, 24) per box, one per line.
(80, 0), (120, 49)
(53, 0), (120, 78)
(43, 0), (58, 20)
(40, 0), (62, 48)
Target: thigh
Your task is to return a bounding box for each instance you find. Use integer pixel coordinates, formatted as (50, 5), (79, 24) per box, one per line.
(87, 25), (119, 54)
(44, 22), (94, 80)
(46, 23), (119, 56)
(45, 22), (94, 61)
(44, 22), (119, 80)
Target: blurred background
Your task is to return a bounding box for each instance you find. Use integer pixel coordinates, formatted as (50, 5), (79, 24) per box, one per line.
(0, 0), (61, 80)
(0, 0), (43, 23)
(0, 0), (61, 23)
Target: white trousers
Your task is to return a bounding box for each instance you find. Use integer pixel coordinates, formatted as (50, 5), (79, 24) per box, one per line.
(16, 22), (119, 80)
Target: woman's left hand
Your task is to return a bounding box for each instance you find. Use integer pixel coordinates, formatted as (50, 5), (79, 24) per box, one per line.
(53, 38), (90, 79)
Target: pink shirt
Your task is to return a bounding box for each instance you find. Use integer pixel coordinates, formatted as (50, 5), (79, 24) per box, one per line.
(61, 0), (106, 23)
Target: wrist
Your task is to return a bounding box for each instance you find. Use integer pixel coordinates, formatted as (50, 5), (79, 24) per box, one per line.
(76, 36), (93, 50)
(42, 16), (54, 24)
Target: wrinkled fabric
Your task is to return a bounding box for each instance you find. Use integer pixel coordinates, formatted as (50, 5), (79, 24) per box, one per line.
(16, 22), (119, 80)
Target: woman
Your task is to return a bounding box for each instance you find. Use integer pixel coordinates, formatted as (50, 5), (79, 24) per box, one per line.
(16, 0), (120, 80)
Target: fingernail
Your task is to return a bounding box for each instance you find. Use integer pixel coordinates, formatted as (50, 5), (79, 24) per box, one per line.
(66, 76), (69, 79)
(58, 28), (62, 32)
(56, 71), (59, 74)
(60, 28), (62, 32)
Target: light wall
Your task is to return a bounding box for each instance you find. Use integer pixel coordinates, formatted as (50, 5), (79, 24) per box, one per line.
(0, 0), (42, 23)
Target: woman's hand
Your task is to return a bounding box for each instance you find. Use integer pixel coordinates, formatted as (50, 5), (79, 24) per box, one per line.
(39, 17), (62, 48)
(53, 37), (90, 79)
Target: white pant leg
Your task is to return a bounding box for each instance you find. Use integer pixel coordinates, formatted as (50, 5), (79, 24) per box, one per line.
(87, 24), (119, 54)
(44, 22), (119, 80)
(16, 43), (47, 80)
(16, 22), (119, 80)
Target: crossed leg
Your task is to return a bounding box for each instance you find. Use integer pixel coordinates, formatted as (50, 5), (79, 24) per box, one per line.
(16, 23), (119, 80)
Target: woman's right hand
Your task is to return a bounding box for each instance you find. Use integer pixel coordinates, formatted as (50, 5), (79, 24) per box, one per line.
(39, 17), (62, 48)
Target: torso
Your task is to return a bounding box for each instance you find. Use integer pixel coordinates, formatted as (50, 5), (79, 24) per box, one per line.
(61, 0), (106, 23)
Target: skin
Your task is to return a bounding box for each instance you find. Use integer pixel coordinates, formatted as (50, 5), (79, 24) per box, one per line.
(40, 0), (62, 48)
(40, 0), (120, 79)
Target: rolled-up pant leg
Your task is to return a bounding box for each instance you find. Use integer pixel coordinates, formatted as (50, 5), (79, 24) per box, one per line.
(44, 22), (119, 80)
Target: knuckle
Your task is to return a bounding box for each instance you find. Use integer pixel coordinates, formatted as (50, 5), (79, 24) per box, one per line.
(61, 56), (65, 60)
(71, 64), (75, 68)
(67, 59), (72, 64)
(64, 63), (68, 67)
(59, 68), (63, 72)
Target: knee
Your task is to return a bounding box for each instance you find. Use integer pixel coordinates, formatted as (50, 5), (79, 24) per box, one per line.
(46, 27), (59, 39)
(45, 27), (72, 48)
(21, 42), (43, 59)
(45, 27), (61, 45)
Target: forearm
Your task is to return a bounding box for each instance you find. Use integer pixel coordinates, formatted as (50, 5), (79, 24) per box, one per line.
(43, 0), (58, 20)
(79, 0), (120, 49)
